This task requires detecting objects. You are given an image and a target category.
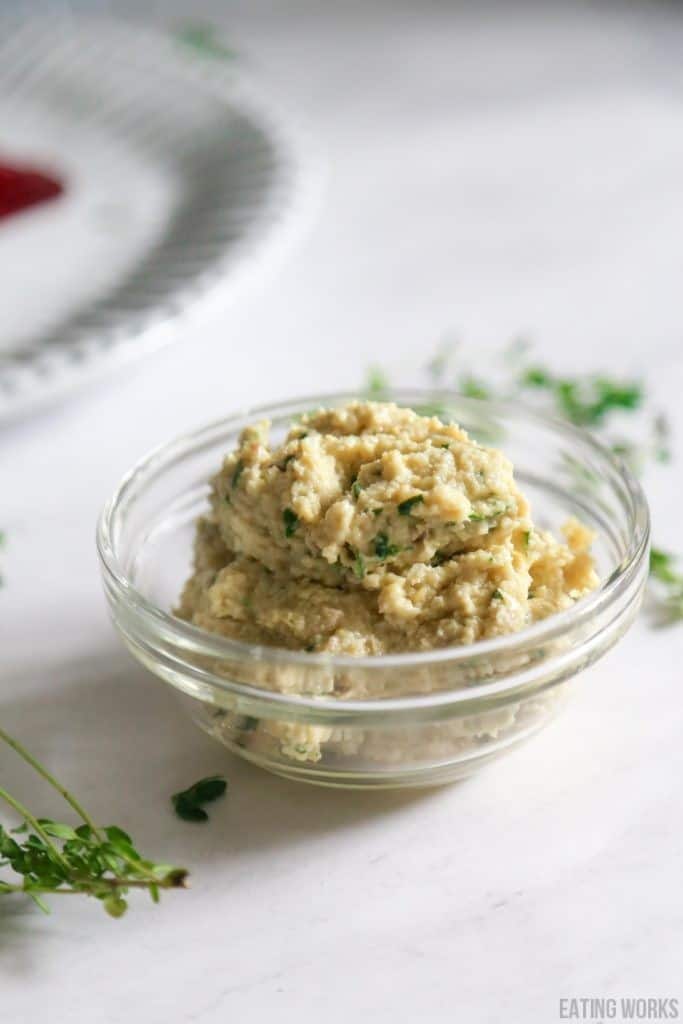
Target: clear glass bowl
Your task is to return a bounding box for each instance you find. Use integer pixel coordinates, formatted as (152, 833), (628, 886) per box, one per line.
(96, 391), (650, 789)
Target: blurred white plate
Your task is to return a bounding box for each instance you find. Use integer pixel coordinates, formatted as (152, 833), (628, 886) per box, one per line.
(0, 15), (315, 421)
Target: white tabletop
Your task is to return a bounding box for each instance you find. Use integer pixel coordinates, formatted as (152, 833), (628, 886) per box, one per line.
(2, 2), (683, 1020)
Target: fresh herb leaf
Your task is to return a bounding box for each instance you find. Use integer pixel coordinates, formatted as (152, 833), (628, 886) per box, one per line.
(351, 479), (363, 500)
(523, 530), (532, 548)
(650, 548), (681, 586)
(648, 547), (683, 622)
(283, 507), (299, 538)
(231, 459), (244, 488)
(352, 551), (366, 580)
(491, 589), (504, 600)
(520, 366), (553, 389)
(366, 366), (390, 397)
(171, 776), (227, 823)
(374, 533), (400, 560)
(470, 502), (507, 522)
(459, 376), (490, 400)
(398, 494), (424, 516)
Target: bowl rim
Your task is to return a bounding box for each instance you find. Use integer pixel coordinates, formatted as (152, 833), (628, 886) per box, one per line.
(96, 389), (650, 694)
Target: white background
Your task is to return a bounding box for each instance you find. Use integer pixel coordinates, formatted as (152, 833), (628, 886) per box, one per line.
(2, 2), (683, 1021)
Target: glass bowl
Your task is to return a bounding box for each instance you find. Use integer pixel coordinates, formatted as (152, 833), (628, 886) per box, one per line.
(96, 391), (650, 789)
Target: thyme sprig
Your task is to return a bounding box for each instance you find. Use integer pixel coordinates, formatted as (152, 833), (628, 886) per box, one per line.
(0, 727), (188, 916)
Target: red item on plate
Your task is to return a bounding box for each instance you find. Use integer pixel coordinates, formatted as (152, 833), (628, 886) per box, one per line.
(0, 160), (64, 220)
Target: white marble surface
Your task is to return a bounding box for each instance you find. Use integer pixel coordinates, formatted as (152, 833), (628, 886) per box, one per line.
(2, 2), (683, 1020)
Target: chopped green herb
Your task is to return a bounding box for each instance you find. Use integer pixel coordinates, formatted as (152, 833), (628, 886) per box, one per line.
(518, 363), (644, 427)
(491, 589), (504, 600)
(372, 507), (383, 517)
(171, 776), (227, 823)
(437, 442), (451, 449)
(523, 530), (532, 548)
(469, 501), (507, 523)
(520, 366), (553, 389)
(398, 494), (424, 516)
(430, 550), (449, 567)
(351, 480), (363, 500)
(283, 507), (299, 538)
(366, 366), (390, 397)
(459, 376), (490, 400)
(352, 551), (366, 580)
(649, 547), (683, 622)
(650, 548), (681, 585)
(374, 533), (400, 560)
(231, 459), (245, 488)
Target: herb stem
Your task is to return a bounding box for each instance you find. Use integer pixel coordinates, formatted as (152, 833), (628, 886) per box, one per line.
(0, 726), (105, 842)
(0, 874), (187, 897)
(0, 785), (72, 872)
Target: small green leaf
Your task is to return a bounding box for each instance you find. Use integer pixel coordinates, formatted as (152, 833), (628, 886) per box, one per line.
(103, 895), (128, 919)
(366, 366), (389, 397)
(520, 366), (553, 389)
(283, 508), (299, 538)
(650, 548), (681, 585)
(231, 459), (245, 488)
(459, 376), (489, 400)
(192, 777), (227, 803)
(398, 494), (424, 516)
(172, 797), (208, 823)
(104, 826), (133, 847)
(171, 775), (227, 823)
(39, 821), (79, 841)
(374, 533), (400, 560)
